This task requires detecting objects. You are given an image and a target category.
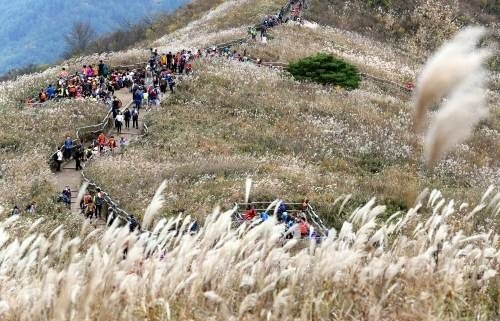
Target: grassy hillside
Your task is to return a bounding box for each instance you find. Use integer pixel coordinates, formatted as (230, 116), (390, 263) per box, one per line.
(0, 98), (108, 237)
(304, 0), (499, 56)
(79, 1), (498, 230)
(85, 57), (498, 229)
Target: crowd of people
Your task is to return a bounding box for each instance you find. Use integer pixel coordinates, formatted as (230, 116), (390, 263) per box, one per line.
(29, 61), (116, 105)
(238, 198), (322, 240)
(58, 184), (140, 232)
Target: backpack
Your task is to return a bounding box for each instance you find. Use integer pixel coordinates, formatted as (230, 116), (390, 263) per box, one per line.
(278, 202), (287, 214)
(129, 218), (138, 232)
(52, 152), (58, 161)
(94, 193), (103, 206)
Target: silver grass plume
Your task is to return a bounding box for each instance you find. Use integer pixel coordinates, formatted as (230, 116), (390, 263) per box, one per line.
(413, 26), (492, 166)
(245, 176), (252, 204)
(413, 26), (490, 132)
(143, 180), (168, 230)
(424, 72), (488, 166)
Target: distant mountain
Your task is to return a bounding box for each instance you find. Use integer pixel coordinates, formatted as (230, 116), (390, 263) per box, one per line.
(0, 0), (188, 75)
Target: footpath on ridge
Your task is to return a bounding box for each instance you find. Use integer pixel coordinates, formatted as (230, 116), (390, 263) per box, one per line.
(52, 88), (144, 215)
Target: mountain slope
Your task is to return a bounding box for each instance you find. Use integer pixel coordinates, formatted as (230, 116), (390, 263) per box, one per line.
(0, 0), (188, 74)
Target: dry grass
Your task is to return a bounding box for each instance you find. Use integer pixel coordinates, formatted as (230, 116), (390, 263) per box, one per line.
(85, 59), (498, 230)
(234, 23), (419, 83)
(0, 186), (498, 320)
(0, 98), (108, 222)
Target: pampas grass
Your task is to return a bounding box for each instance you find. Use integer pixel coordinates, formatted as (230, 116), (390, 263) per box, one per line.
(412, 26), (493, 166)
(424, 73), (489, 165)
(413, 26), (490, 132)
(142, 180), (167, 230)
(0, 183), (497, 321)
(245, 176), (252, 204)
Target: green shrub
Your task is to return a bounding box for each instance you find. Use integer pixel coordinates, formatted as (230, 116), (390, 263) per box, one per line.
(366, 0), (392, 10)
(287, 53), (361, 89)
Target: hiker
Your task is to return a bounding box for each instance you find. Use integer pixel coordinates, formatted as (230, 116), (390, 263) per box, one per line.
(85, 201), (96, 220)
(300, 198), (309, 211)
(108, 135), (117, 152)
(74, 144), (83, 170)
(119, 136), (126, 151)
(59, 68), (69, 79)
(243, 204), (257, 221)
(148, 86), (159, 107)
(248, 26), (257, 40)
(55, 148), (63, 171)
(132, 108), (139, 129)
(98, 60), (109, 78)
(46, 84), (55, 99)
(124, 108), (131, 128)
(133, 88), (143, 109)
(82, 192), (94, 218)
(94, 188), (104, 219)
(97, 132), (107, 153)
(166, 74), (175, 93)
(38, 89), (47, 102)
(25, 201), (36, 214)
(115, 112), (124, 133)
(85, 145), (94, 161)
(142, 90), (149, 108)
(63, 137), (73, 160)
(277, 202), (287, 222)
(10, 205), (20, 216)
(112, 96), (121, 110)
(68, 82), (76, 98)
(299, 216), (310, 238)
(166, 51), (173, 70)
(128, 214), (140, 233)
(61, 187), (71, 207)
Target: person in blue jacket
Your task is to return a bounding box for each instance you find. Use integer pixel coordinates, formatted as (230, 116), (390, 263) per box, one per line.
(63, 137), (73, 160)
(46, 84), (56, 99)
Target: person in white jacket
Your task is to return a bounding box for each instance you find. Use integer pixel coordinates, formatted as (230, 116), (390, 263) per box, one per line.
(56, 148), (63, 171)
(115, 113), (124, 133)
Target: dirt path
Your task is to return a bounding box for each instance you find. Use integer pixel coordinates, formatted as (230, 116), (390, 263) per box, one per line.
(51, 87), (146, 215)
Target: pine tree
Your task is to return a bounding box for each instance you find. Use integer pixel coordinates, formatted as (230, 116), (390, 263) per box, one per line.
(287, 53), (361, 89)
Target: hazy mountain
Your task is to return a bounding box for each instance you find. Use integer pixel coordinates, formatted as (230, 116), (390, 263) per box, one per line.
(0, 0), (188, 74)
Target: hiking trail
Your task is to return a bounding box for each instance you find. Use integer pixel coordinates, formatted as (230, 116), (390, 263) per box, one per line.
(51, 88), (146, 215)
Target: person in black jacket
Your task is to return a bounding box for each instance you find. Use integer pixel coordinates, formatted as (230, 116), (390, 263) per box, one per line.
(74, 144), (83, 170)
(124, 108), (131, 129)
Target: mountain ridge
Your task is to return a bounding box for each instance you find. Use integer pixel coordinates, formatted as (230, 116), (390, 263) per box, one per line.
(0, 0), (188, 75)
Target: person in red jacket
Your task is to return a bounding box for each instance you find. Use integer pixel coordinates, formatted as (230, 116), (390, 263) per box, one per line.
(108, 136), (117, 152)
(97, 132), (106, 153)
(243, 204), (257, 221)
(299, 217), (310, 238)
